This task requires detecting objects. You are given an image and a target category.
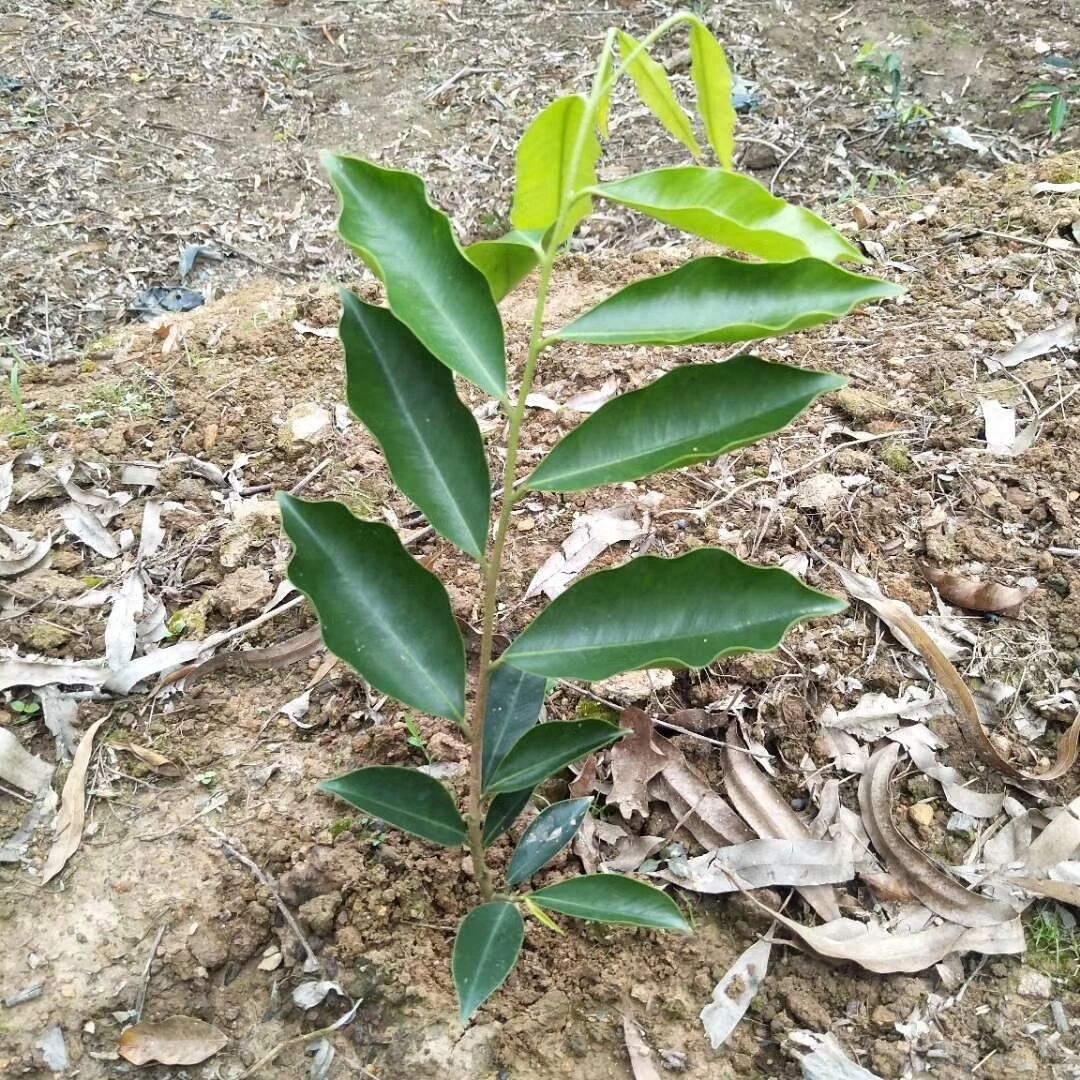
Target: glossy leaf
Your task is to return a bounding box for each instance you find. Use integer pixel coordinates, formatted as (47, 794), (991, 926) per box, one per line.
(464, 230), (543, 301)
(528, 357), (844, 492)
(616, 30), (701, 157)
(453, 902), (524, 1021)
(485, 719), (625, 795)
(483, 787), (535, 847)
(506, 797), (593, 886)
(278, 496), (465, 722)
(482, 662), (548, 786)
(339, 290), (490, 558)
(510, 95), (600, 245)
(590, 168), (863, 264)
(503, 548), (846, 681)
(554, 257), (901, 345)
(689, 20), (736, 168)
(322, 152), (506, 398)
(321, 766), (466, 847)
(530, 874), (690, 931)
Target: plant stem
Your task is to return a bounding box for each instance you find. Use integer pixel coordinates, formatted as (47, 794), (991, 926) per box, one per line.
(462, 15), (690, 901)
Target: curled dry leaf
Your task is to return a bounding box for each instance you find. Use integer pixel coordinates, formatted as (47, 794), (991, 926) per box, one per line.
(700, 938), (771, 1050)
(723, 727), (840, 922)
(58, 503), (120, 559)
(920, 562), (1034, 617)
(835, 563), (1080, 781)
(0, 654), (110, 693)
(118, 1015), (228, 1066)
(820, 686), (945, 740)
(0, 522), (52, 577)
(988, 317), (1075, 371)
(41, 717), (106, 884)
(608, 708), (668, 820)
(654, 838), (853, 894)
(859, 744), (1014, 927)
(788, 1030), (884, 1080)
(737, 883), (1024, 972)
(651, 736), (753, 848)
(0, 727), (54, 794)
(622, 1015), (662, 1080)
(111, 741), (181, 778)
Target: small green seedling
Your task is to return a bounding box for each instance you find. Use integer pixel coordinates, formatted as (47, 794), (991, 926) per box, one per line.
(279, 15), (901, 1021)
(855, 42), (932, 132)
(1020, 81), (1076, 139)
(9, 698), (40, 717)
(404, 715), (431, 761)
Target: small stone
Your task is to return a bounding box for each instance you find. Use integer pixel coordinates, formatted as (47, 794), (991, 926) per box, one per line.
(211, 566), (273, 618)
(257, 949), (283, 971)
(870, 1004), (898, 1028)
(794, 473), (846, 513)
(783, 989), (832, 1031)
(281, 403), (331, 448)
(908, 802), (935, 827)
(188, 924), (229, 970)
(594, 668), (675, 704)
(1016, 966), (1053, 999)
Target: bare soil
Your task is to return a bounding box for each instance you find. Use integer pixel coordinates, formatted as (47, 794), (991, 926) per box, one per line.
(2, 1), (1080, 1078)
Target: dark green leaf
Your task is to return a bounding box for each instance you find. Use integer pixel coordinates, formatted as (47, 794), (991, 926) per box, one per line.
(554, 257), (901, 346)
(616, 30), (701, 157)
(485, 719), (625, 795)
(506, 798), (592, 886)
(528, 357), (844, 492)
(278, 496), (465, 721)
(590, 168), (863, 264)
(503, 548), (846, 681)
(483, 788), (535, 847)
(322, 153), (506, 398)
(464, 230), (543, 301)
(482, 663), (547, 786)
(321, 766), (466, 847)
(453, 902), (524, 1021)
(530, 874), (689, 931)
(339, 291), (490, 558)
(688, 20), (736, 169)
(510, 95), (601, 244)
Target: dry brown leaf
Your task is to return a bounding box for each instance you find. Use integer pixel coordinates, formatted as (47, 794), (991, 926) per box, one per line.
(859, 744), (1014, 927)
(699, 938), (771, 1049)
(111, 740), (181, 778)
(41, 716), (106, 884)
(155, 625), (323, 691)
(0, 727), (54, 794)
(920, 562), (1034, 616)
(622, 1016), (662, 1080)
(723, 727), (841, 923)
(858, 870), (916, 903)
(652, 737), (753, 848)
(118, 1016), (227, 1066)
(608, 708), (668, 820)
(836, 563), (1080, 781)
(1010, 878), (1080, 907)
(737, 884), (1024, 972)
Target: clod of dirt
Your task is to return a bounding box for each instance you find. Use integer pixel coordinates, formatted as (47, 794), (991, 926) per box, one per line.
(210, 566), (274, 619)
(280, 403), (332, 451)
(834, 387), (895, 423)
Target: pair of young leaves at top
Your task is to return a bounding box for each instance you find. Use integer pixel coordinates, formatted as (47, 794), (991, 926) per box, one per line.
(277, 17), (901, 1022)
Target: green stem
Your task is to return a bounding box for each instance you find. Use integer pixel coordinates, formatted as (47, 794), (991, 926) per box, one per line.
(463, 15), (691, 901)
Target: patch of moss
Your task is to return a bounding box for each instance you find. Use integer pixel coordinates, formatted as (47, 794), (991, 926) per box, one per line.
(27, 623), (72, 651)
(880, 442), (912, 473)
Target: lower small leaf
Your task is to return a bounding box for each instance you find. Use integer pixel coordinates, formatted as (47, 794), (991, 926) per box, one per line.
(506, 797), (593, 886)
(485, 719), (625, 795)
(483, 787), (535, 847)
(321, 766), (467, 847)
(453, 902), (525, 1022)
(529, 874), (690, 931)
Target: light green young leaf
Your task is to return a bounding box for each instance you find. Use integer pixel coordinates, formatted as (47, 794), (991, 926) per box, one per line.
(506, 798), (593, 886)
(321, 766), (467, 847)
(530, 874), (690, 931)
(554, 257), (902, 346)
(510, 95), (601, 245)
(616, 29), (701, 158)
(453, 902), (524, 1021)
(688, 19), (736, 168)
(482, 663), (547, 786)
(590, 167), (864, 264)
(527, 357), (844, 492)
(339, 290), (490, 558)
(464, 230), (544, 301)
(485, 719), (625, 795)
(596, 40), (615, 139)
(278, 496), (465, 722)
(322, 152), (506, 398)
(503, 548), (845, 681)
